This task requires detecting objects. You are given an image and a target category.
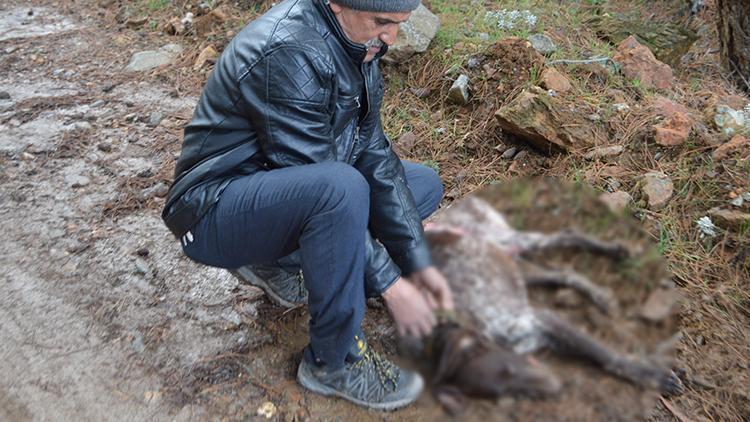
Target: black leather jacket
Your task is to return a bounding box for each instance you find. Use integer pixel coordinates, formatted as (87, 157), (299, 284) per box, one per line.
(162, 0), (432, 297)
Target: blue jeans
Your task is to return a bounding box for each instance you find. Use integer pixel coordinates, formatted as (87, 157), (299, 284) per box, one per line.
(183, 160), (443, 367)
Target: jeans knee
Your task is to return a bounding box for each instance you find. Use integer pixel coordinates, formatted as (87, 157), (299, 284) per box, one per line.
(416, 166), (443, 218)
(315, 162), (370, 215)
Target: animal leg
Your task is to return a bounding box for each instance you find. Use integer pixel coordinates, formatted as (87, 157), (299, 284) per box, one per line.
(513, 229), (629, 261)
(534, 309), (684, 395)
(519, 260), (616, 314)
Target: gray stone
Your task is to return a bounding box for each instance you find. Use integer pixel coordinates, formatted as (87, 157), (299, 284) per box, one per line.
(641, 171), (673, 210)
(0, 91), (10, 100)
(467, 56), (481, 69)
(91, 99), (105, 108)
(139, 182), (169, 200)
(501, 147), (518, 160)
(584, 145), (624, 160)
(126, 43), (184, 72)
(65, 174), (90, 188)
(447, 74), (470, 105)
(131, 332), (146, 353)
(528, 33), (557, 56)
(382, 3), (439, 64)
(134, 258), (151, 276)
(513, 150), (529, 161)
(148, 111), (164, 127)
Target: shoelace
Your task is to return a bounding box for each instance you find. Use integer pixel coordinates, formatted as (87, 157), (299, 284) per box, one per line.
(353, 348), (400, 392)
(295, 271), (306, 299)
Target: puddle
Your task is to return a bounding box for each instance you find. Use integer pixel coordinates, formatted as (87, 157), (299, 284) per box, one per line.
(0, 7), (77, 41)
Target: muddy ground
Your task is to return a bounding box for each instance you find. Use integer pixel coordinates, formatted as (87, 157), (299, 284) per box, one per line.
(0, 1), (743, 421)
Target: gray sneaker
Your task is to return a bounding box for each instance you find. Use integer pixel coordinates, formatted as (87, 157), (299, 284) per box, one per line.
(297, 337), (424, 411)
(231, 264), (308, 308)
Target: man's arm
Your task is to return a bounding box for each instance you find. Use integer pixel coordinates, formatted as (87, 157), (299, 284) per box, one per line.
(354, 73), (432, 278)
(237, 45), (337, 166)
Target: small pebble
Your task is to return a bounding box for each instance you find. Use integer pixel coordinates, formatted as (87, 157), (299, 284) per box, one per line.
(0, 91), (10, 100)
(91, 99), (105, 108)
(501, 147), (518, 160)
(136, 247), (150, 257)
(97, 142), (112, 152)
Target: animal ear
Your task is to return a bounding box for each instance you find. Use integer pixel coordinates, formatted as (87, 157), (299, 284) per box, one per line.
(424, 223), (465, 246)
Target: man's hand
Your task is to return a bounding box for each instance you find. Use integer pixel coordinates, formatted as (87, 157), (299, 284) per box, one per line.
(409, 266), (454, 311)
(382, 277), (436, 338)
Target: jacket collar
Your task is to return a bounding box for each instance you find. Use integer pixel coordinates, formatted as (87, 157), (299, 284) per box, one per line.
(313, 0), (389, 64)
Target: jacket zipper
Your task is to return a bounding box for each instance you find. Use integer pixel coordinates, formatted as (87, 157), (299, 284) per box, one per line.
(346, 125), (360, 163)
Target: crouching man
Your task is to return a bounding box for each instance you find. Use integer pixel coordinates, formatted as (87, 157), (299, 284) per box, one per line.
(162, 0), (453, 410)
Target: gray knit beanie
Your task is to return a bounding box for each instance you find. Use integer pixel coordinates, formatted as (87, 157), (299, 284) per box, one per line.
(330, 0), (420, 13)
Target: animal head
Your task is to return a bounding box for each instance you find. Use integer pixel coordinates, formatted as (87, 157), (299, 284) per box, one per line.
(428, 322), (561, 400)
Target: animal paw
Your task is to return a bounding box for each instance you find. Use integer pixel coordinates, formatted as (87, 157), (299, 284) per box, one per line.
(608, 244), (631, 261)
(659, 370), (685, 396)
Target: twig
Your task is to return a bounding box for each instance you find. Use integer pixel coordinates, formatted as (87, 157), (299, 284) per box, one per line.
(729, 59), (750, 92)
(547, 57), (614, 66)
(660, 397), (692, 422)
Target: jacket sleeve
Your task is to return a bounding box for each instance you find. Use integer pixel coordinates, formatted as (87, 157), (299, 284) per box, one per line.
(238, 45), (336, 166)
(354, 73), (433, 290)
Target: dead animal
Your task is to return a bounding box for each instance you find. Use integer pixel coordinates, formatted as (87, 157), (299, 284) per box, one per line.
(417, 195), (683, 408)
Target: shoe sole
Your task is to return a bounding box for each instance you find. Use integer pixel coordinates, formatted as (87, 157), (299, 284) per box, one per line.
(296, 361), (424, 411)
(230, 267), (299, 309)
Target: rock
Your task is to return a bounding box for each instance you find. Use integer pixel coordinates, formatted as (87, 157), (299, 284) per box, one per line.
(654, 112), (692, 146)
(640, 288), (679, 322)
(134, 258), (151, 276)
(125, 16), (148, 29)
(467, 56), (481, 69)
(257, 401), (277, 419)
(448, 74), (470, 105)
(584, 145), (624, 160)
(97, 142), (113, 152)
(140, 182), (169, 200)
(713, 135), (750, 160)
(612, 103), (630, 113)
(136, 168), (155, 178)
(641, 172), (673, 210)
(91, 99), (105, 107)
(131, 333), (146, 353)
(136, 247), (150, 257)
(66, 240), (90, 254)
(65, 174), (90, 188)
(382, 3), (439, 64)
(193, 45), (218, 70)
(528, 33), (557, 55)
(708, 208), (750, 230)
(539, 68), (572, 93)
(126, 44), (184, 72)
(613, 36), (674, 90)
(396, 131), (417, 152)
(494, 86), (596, 153)
(148, 111), (164, 127)
(651, 96), (690, 119)
(501, 147), (518, 160)
(599, 190), (632, 212)
(713, 105), (748, 138)
(513, 150), (528, 161)
(163, 17), (186, 36)
(0, 91), (10, 100)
